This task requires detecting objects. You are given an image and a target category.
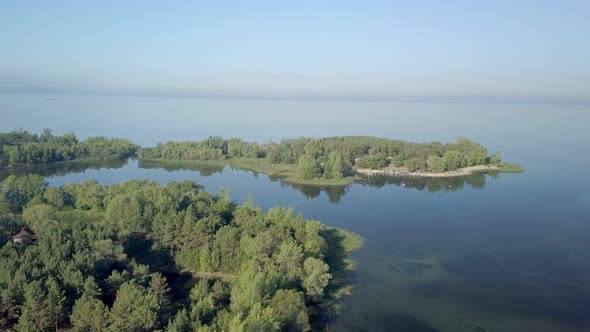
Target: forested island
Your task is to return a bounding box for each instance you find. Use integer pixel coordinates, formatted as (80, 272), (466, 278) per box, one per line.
(0, 175), (362, 331)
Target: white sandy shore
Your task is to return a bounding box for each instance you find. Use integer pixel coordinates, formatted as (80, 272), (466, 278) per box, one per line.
(355, 165), (499, 178)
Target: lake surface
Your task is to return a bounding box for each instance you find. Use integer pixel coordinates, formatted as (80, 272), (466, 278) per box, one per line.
(1, 94), (590, 331)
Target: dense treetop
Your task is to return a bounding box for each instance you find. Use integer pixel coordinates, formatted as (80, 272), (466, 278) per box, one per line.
(0, 175), (362, 331)
(0, 129), (138, 167)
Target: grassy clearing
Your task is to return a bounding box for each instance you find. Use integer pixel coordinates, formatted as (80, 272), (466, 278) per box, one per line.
(142, 158), (356, 186)
(226, 158), (356, 186)
(497, 163), (525, 173)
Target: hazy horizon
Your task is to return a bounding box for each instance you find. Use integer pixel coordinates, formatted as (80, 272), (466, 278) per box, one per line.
(2, 1), (589, 103)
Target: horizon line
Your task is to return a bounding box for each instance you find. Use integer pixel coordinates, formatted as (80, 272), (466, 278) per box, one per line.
(1, 86), (589, 107)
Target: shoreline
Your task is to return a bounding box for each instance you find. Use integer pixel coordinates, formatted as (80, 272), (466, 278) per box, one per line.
(139, 158), (357, 186)
(3, 156), (523, 186)
(0, 155), (130, 170)
(355, 164), (501, 178)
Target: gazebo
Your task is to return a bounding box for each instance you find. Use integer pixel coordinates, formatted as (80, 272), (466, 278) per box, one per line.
(12, 227), (36, 244)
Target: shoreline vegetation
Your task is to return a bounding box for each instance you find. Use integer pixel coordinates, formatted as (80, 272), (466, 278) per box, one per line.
(140, 158), (359, 186)
(143, 158), (524, 186)
(1, 130), (523, 186)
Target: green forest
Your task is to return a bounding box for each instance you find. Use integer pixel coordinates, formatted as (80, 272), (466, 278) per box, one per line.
(0, 129), (138, 167)
(1, 130), (519, 186)
(138, 136), (508, 183)
(0, 175), (362, 331)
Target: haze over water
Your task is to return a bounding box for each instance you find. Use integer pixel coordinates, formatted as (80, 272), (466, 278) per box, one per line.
(2, 94), (590, 331)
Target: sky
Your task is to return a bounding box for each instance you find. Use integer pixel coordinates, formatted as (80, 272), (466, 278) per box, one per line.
(1, 1), (589, 102)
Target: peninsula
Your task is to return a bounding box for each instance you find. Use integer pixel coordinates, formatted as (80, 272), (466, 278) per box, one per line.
(0, 176), (362, 331)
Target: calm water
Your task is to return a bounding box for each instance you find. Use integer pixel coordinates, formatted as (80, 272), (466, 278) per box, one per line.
(1, 94), (590, 331)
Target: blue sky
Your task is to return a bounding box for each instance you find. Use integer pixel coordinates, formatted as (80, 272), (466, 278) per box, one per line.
(1, 1), (589, 101)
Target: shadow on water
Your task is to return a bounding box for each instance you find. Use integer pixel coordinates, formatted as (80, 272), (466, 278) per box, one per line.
(266, 173), (352, 203)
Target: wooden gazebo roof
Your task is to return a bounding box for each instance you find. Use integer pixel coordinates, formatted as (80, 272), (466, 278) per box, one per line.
(12, 227), (34, 240)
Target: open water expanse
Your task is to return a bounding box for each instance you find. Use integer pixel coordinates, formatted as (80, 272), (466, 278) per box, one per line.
(1, 94), (590, 331)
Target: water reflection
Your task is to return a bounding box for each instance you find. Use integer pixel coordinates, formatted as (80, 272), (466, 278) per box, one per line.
(138, 160), (354, 203)
(138, 160), (224, 177)
(1, 159), (496, 203)
(0, 158), (128, 182)
(264, 171), (492, 203)
(359, 172), (489, 192)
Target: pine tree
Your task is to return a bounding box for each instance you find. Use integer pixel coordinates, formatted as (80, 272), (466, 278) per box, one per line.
(150, 272), (171, 325)
(45, 277), (66, 331)
(239, 302), (279, 332)
(489, 151), (502, 165)
(166, 308), (192, 332)
(297, 154), (320, 179)
(20, 281), (51, 331)
(325, 151), (344, 179)
(109, 282), (159, 331)
(150, 272), (171, 306)
(15, 306), (37, 332)
(271, 289), (310, 332)
(302, 258), (332, 301)
(82, 276), (102, 298)
(70, 295), (109, 332)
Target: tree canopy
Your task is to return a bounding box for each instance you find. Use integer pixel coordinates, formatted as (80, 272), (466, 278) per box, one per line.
(0, 175), (363, 331)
